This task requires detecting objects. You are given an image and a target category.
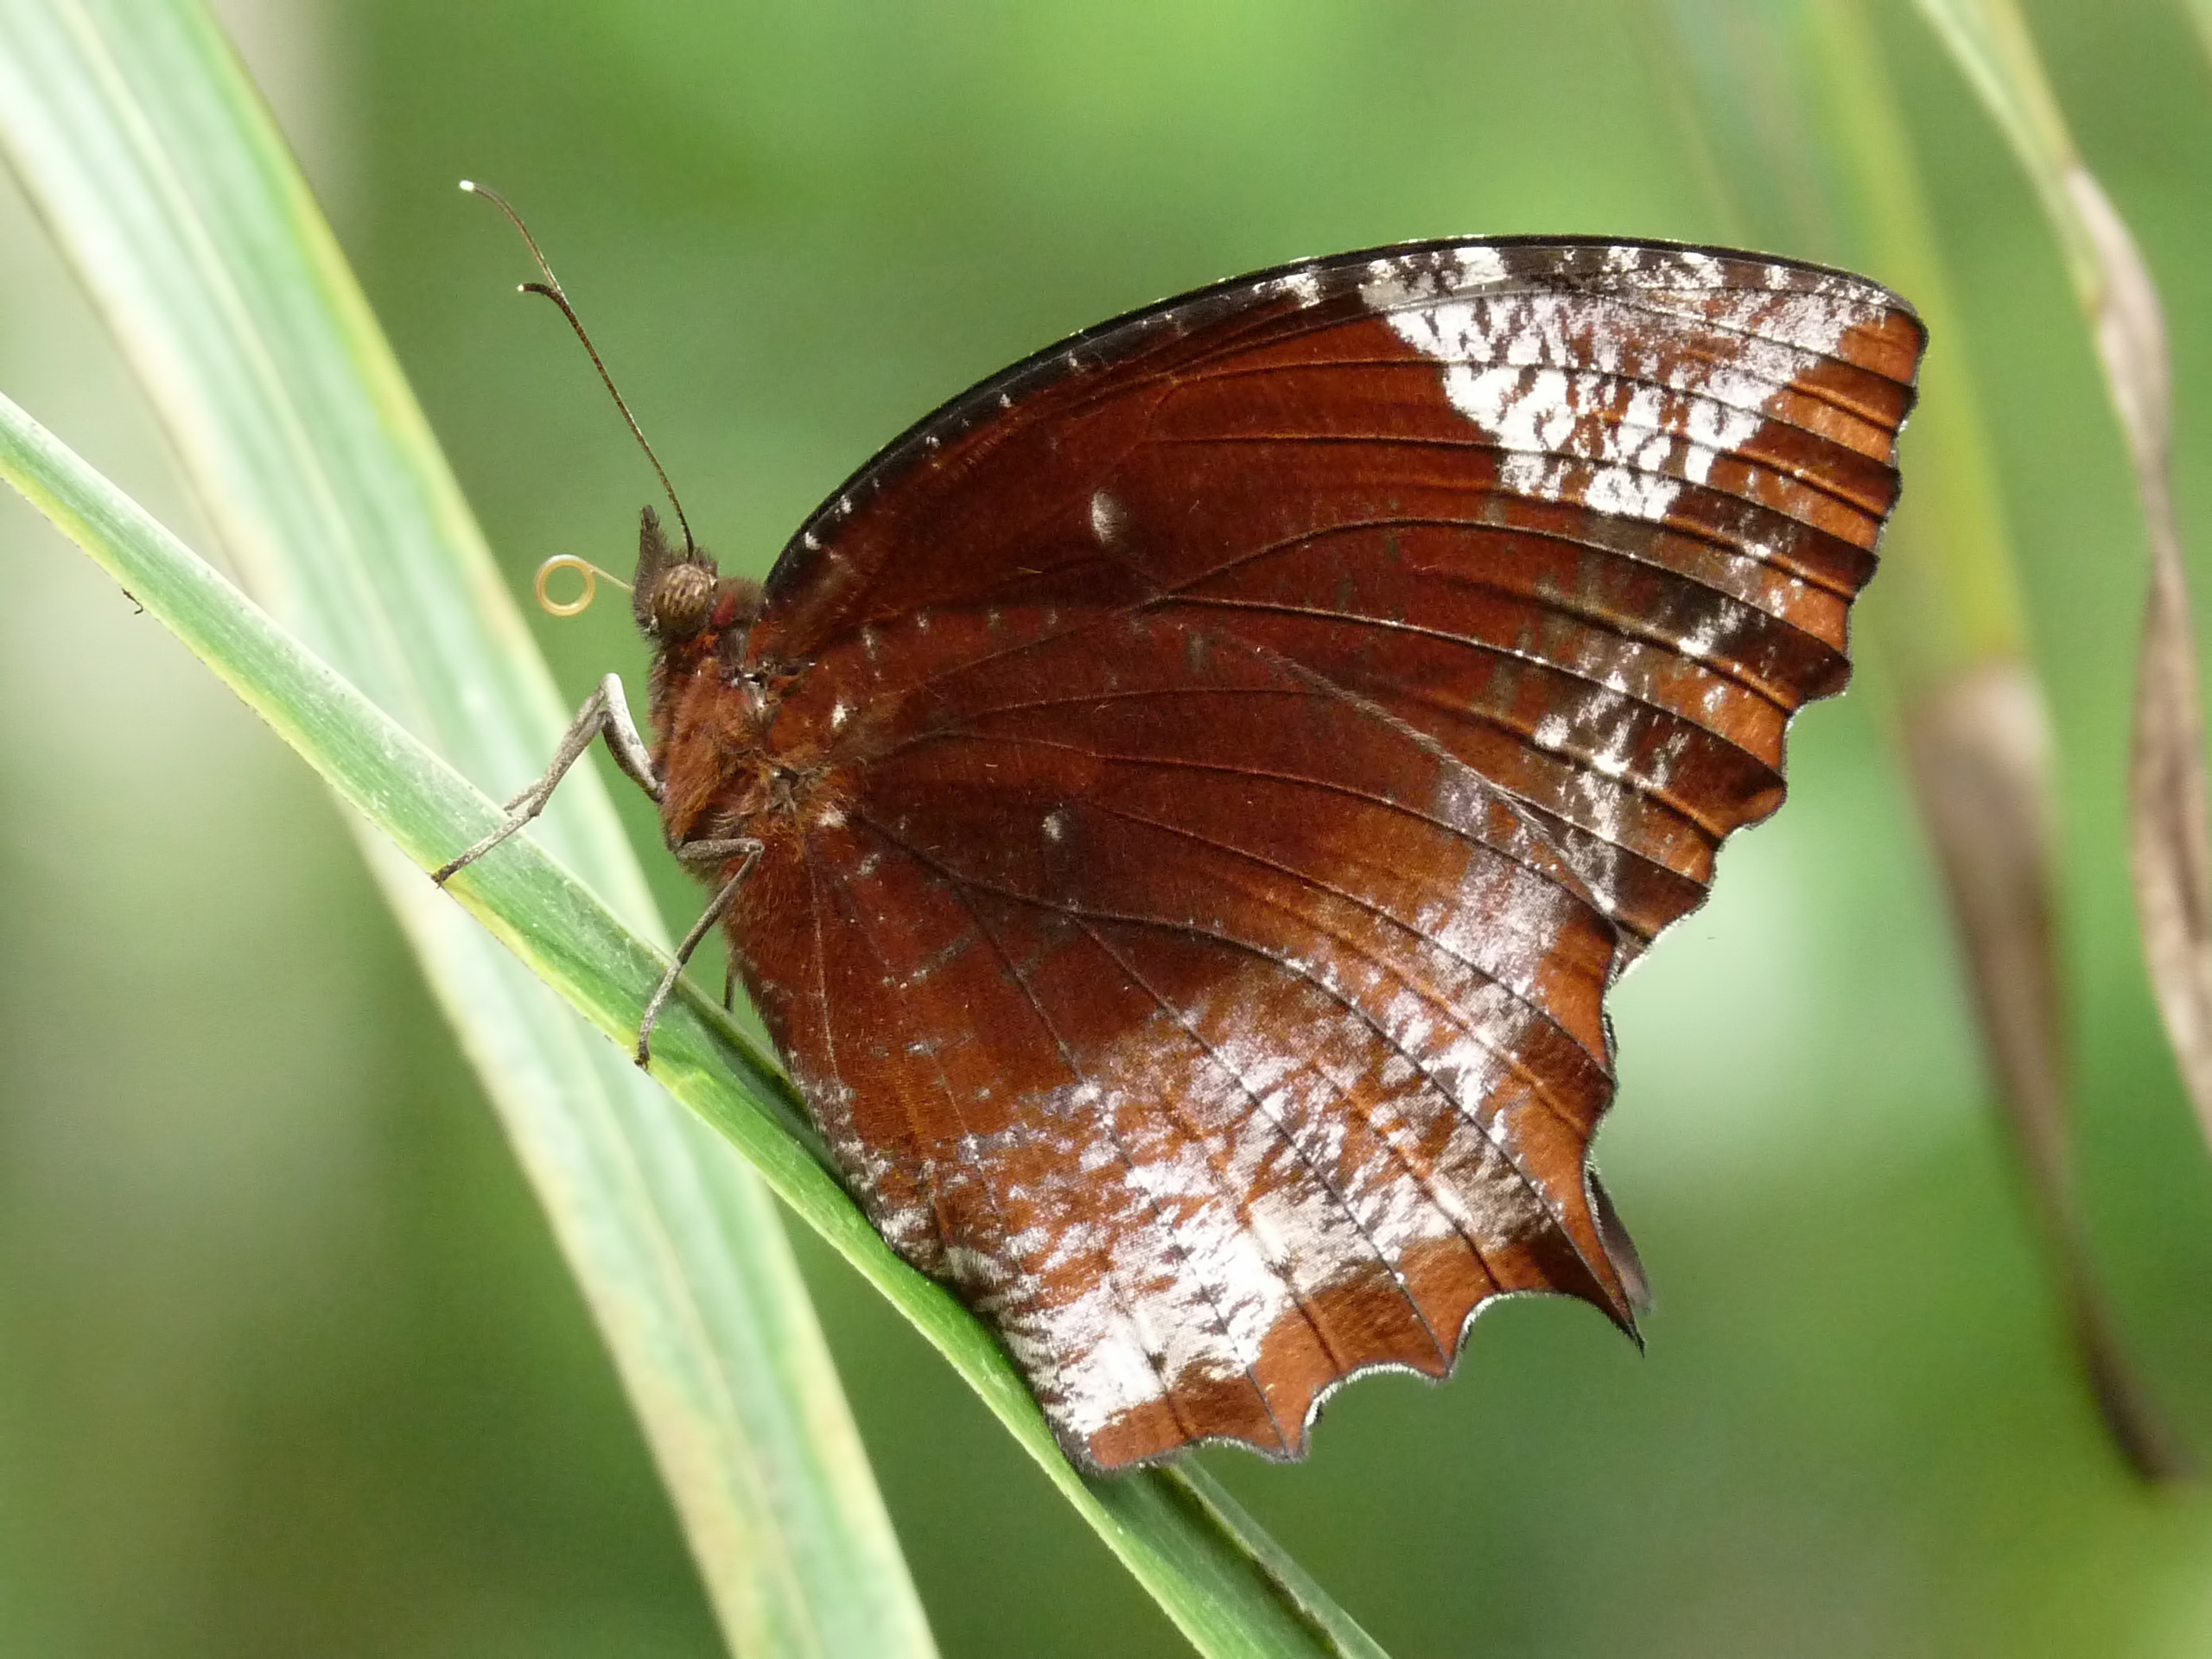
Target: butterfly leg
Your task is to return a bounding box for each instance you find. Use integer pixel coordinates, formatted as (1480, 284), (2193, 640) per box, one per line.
(433, 673), (660, 884)
(636, 839), (761, 1065)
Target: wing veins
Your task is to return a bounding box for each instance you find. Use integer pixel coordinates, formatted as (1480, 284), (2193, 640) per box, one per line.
(1161, 348), (1903, 454)
(887, 683), (1320, 741)
(810, 849), (1004, 1290)
(817, 849), (1208, 1435)
(852, 808), (1607, 1294)
(1159, 597), (1778, 831)
(1074, 917), (1456, 1369)
(901, 660), (1745, 849)
(936, 879), (1295, 1453)
(967, 889), (1380, 1393)
(1147, 416), (1890, 530)
(1084, 792), (1614, 1095)
(811, 449), (1853, 721)
(1137, 511), (1806, 719)
(868, 518), (1803, 784)
(875, 727), (1627, 918)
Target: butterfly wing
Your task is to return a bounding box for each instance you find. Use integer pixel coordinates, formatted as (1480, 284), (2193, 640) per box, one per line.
(725, 238), (1923, 1468)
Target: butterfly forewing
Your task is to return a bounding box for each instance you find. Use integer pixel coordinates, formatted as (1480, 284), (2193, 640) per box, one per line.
(708, 238), (1923, 1468)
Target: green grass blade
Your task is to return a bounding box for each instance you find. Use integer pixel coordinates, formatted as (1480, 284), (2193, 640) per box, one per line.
(1654, 0), (2186, 1480)
(1910, 0), (2212, 1176)
(0, 2), (927, 1652)
(0, 390), (1388, 1659)
(0, 1), (1385, 1647)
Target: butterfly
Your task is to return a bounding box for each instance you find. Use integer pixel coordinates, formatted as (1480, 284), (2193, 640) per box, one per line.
(441, 233), (1923, 1471)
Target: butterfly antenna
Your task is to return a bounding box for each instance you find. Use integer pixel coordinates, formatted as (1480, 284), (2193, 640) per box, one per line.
(461, 180), (699, 558)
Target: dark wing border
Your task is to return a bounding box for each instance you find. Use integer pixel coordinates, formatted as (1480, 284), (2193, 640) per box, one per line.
(762, 233), (1921, 607)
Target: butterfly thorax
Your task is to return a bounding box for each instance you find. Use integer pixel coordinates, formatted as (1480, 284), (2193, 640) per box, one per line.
(649, 614), (846, 865)
(623, 503), (831, 861)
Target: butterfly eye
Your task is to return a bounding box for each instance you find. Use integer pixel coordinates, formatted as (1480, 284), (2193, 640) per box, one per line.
(647, 561), (716, 639)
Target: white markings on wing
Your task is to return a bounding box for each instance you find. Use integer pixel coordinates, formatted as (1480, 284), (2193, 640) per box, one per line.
(979, 954), (1552, 1443)
(1344, 245), (1896, 931)
(1268, 266), (1326, 308)
(1090, 489), (1127, 546)
(1358, 245), (1880, 530)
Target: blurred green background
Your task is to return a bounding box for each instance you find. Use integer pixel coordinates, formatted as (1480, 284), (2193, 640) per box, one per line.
(5, 0), (2212, 1654)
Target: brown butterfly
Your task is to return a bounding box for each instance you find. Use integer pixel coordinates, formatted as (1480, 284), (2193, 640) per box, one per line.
(442, 229), (1923, 1471)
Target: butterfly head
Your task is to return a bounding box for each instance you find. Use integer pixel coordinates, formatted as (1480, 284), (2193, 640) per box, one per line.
(632, 504), (761, 643)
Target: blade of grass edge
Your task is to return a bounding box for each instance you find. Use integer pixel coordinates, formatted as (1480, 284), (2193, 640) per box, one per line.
(0, 3), (935, 1650)
(1911, 0), (2212, 1172)
(0, 387), (1389, 1659)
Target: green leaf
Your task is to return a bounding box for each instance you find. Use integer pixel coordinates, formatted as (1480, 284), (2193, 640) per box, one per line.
(0, 3), (1387, 1652)
(0, 1), (932, 1653)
